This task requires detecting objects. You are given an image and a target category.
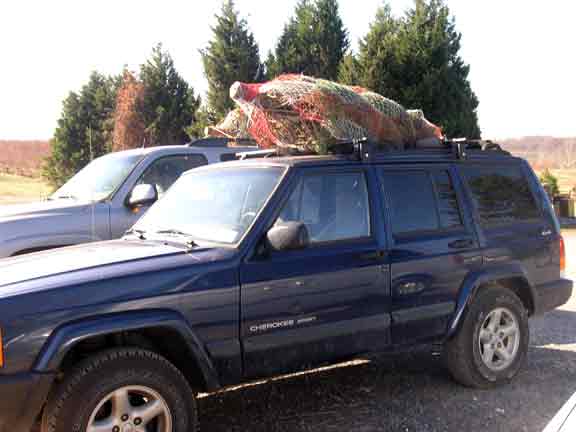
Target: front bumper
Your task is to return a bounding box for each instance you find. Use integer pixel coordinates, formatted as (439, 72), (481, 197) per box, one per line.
(0, 372), (54, 432)
(534, 278), (573, 315)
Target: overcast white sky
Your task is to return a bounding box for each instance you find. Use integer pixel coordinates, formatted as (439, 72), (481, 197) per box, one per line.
(1, 0), (575, 140)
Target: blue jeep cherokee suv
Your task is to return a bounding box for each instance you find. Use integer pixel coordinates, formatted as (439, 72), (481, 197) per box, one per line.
(0, 141), (571, 432)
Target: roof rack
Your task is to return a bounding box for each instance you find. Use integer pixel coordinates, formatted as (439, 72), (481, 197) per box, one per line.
(233, 137), (510, 162)
(237, 149), (279, 159)
(235, 138), (369, 160)
(188, 137), (257, 148)
(443, 138), (508, 159)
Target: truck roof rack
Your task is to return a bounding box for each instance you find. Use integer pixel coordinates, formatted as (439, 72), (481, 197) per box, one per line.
(236, 149), (279, 159)
(188, 137), (257, 148)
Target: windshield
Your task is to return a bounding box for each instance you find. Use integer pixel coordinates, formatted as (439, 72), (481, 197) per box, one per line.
(134, 166), (284, 244)
(52, 152), (143, 201)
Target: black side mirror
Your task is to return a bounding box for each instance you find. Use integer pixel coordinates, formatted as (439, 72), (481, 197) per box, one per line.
(266, 222), (310, 252)
(127, 184), (158, 208)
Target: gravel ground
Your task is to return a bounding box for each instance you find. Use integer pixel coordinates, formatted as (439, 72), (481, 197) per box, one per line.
(197, 231), (576, 432)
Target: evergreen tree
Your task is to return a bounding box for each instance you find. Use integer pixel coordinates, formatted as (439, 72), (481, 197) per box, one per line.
(355, 0), (480, 138)
(269, 0), (349, 80)
(139, 44), (200, 146)
(43, 72), (117, 187)
(397, 0), (480, 137)
(315, 0), (349, 79)
(540, 169), (559, 197)
(201, 0), (262, 119)
(353, 4), (400, 96)
(338, 54), (361, 85)
(186, 103), (218, 140)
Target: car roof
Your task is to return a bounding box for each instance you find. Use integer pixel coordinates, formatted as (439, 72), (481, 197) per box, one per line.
(188, 148), (523, 173)
(102, 145), (258, 158)
(189, 154), (357, 172)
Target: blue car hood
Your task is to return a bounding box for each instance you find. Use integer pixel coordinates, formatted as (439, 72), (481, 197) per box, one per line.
(0, 239), (234, 297)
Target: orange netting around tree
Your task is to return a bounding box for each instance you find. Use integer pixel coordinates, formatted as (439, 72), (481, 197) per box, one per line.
(208, 74), (443, 153)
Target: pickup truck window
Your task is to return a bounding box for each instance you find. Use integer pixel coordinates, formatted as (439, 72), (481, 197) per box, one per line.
(137, 154), (207, 197)
(134, 166), (284, 244)
(275, 171), (370, 243)
(52, 152), (143, 201)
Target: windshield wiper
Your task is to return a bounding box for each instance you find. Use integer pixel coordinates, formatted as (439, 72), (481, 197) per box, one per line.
(154, 229), (198, 248)
(49, 194), (77, 200)
(124, 228), (147, 240)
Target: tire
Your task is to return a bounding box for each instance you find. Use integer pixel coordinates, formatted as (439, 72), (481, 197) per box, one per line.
(445, 285), (529, 388)
(41, 348), (197, 432)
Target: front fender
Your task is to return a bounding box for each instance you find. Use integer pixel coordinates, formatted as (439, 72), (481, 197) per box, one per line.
(0, 203), (110, 257)
(5, 234), (93, 257)
(32, 309), (220, 391)
(445, 262), (535, 340)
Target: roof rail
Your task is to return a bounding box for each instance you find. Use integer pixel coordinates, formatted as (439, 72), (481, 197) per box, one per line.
(237, 149), (279, 160)
(188, 137), (257, 148)
(443, 138), (509, 159)
(232, 137), (510, 161)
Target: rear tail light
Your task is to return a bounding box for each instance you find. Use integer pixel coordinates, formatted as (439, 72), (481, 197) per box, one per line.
(560, 235), (566, 276)
(0, 329), (3, 368)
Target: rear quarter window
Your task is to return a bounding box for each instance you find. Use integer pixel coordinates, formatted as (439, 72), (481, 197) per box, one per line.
(462, 165), (541, 226)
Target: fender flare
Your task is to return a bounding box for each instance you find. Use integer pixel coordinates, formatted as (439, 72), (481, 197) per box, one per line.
(32, 309), (220, 391)
(445, 263), (536, 340)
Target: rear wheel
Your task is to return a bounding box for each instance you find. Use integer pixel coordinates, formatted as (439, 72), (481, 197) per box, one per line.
(445, 286), (529, 388)
(41, 348), (197, 432)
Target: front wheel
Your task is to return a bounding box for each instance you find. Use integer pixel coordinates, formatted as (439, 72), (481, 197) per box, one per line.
(445, 286), (529, 388)
(41, 348), (197, 432)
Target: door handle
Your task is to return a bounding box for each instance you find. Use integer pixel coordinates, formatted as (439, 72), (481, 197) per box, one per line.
(448, 239), (474, 249)
(541, 229), (552, 237)
(359, 250), (387, 261)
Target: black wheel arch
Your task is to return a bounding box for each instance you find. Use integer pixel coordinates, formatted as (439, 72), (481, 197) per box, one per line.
(446, 264), (536, 340)
(33, 309), (221, 393)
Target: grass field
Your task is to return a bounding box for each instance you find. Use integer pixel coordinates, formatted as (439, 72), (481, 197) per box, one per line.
(0, 174), (51, 204)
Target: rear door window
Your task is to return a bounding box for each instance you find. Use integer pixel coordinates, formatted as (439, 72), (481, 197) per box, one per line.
(462, 165), (540, 226)
(383, 171), (439, 235)
(381, 169), (464, 237)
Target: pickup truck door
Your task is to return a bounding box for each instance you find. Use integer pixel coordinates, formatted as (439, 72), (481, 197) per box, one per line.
(240, 167), (390, 379)
(109, 153), (208, 238)
(378, 165), (482, 345)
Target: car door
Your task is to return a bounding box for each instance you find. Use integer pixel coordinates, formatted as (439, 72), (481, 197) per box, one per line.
(459, 163), (554, 286)
(378, 165), (483, 345)
(240, 167), (390, 379)
(109, 153), (207, 238)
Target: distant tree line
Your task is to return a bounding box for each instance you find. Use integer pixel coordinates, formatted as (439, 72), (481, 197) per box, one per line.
(44, 0), (480, 187)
